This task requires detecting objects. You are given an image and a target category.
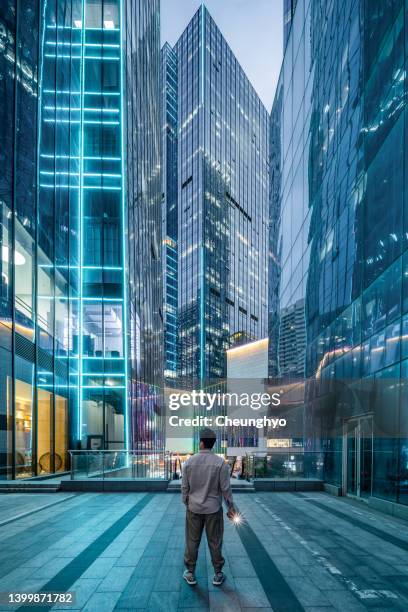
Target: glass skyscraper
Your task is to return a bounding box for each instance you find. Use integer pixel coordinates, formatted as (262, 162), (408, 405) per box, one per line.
(124, 0), (164, 451)
(271, 0), (408, 507)
(175, 5), (269, 385)
(161, 42), (178, 385)
(0, 0), (163, 478)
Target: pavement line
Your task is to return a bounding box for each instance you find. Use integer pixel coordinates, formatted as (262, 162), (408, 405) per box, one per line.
(235, 504), (304, 612)
(16, 493), (153, 612)
(0, 495), (77, 528)
(254, 496), (398, 602)
(298, 494), (402, 530)
(299, 496), (408, 552)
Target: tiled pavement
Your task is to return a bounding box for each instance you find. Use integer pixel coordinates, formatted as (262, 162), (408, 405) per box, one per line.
(0, 492), (408, 611)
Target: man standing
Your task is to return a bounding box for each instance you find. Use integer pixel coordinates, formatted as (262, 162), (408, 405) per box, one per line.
(181, 427), (236, 586)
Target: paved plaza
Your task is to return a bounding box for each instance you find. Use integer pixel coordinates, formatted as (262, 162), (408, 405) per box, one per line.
(0, 491), (407, 611)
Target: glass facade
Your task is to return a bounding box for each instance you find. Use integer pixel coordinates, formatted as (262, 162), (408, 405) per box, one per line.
(283, 0), (297, 49)
(175, 6), (269, 385)
(270, 0), (408, 505)
(40, 0), (127, 453)
(124, 0), (164, 451)
(0, 0), (163, 478)
(0, 0), (72, 478)
(161, 42), (178, 384)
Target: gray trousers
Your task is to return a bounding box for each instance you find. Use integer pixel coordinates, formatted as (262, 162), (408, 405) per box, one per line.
(184, 508), (225, 573)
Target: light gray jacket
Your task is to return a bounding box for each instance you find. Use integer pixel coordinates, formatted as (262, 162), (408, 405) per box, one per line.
(181, 450), (234, 514)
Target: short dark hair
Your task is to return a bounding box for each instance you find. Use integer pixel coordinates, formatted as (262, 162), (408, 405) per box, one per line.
(199, 427), (216, 449)
(200, 436), (216, 449)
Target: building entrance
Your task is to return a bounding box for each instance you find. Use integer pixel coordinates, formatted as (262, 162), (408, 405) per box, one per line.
(343, 416), (373, 498)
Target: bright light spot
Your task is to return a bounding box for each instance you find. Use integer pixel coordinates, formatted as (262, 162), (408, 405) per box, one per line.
(104, 20), (114, 29)
(74, 20), (82, 28)
(2, 246), (26, 266)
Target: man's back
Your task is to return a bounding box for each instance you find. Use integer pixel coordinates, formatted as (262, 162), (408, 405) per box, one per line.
(182, 449), (232, 514)
(182, 450), (229, 514)
(181, 429), (235, 587)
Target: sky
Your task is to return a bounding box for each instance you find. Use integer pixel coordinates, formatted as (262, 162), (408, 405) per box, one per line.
(160, 0), (283, 111)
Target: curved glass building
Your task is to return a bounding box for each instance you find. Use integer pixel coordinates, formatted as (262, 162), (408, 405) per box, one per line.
(270, 0), (408, 508)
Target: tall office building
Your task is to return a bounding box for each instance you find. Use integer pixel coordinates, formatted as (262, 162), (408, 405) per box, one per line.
(175, 6), (269, 385)
(270, 0), (408, 508)
(283, 0), (297, 48)
(125, 0), (164, 451)
(268, 91), (283, 378)
(0, 0), (163, 479)
(161, 43), (178, 384)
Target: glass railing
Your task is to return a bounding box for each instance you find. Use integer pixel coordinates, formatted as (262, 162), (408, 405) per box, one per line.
(69, 450), (170, 480)
(246, 451), (342, 480)
(68, 450), (342, 483)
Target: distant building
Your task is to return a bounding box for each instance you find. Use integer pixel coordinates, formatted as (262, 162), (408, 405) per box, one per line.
(161, 43), (179, 384)
(278, 298), (306, 378)
(226, 338), (268, 455)
(175, 6), (269, 385)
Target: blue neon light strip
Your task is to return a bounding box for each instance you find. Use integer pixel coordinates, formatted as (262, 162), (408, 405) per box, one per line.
(45, 54), (120, 60)
(78, 0), (86, 439)
(44, 119), (119, 124)
(41, 154), (121, 160)
(119, 0), (129, 451)
(43, 90), (119, 95)
(44, 106), (119, 112)
(46, 25), (120, 31)
(40, 184), (121, 190)
(41, 171), (121, 177)
(46, 42), (120, 48)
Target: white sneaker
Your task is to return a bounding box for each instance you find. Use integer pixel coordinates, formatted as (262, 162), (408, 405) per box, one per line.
(183, 570), (197, 586)
(213, 571), (225, 586)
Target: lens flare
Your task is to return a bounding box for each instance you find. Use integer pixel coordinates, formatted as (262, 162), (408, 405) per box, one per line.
(233, 513), (242, 525)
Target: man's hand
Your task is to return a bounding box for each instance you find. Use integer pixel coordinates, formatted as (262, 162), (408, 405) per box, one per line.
(226, 505), (236, 520)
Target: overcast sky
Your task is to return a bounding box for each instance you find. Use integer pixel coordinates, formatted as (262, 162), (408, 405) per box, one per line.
(160, 0), (283, 111)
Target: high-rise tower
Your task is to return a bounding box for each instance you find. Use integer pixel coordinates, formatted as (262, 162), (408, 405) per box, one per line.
(161, 43), (179, 385)
(175, 6), (269, 385)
